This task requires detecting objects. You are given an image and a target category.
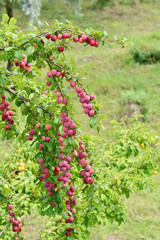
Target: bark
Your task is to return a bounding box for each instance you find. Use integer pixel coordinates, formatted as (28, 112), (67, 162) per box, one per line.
(5, 0), (13, 19)
(5, 1), (14, 71)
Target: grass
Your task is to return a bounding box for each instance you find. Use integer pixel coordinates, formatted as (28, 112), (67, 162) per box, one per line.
(1, 0), (160, 239)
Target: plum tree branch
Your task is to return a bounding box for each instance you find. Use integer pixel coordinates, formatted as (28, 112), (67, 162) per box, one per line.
(0, 224), (8, 237)
(0, 84), (54, 117)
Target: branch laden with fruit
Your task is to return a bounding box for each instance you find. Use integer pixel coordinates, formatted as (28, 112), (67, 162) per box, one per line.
(0, 14), (159, 240)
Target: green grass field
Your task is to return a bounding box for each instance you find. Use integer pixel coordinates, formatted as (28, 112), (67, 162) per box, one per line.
(0, 0), (160, 239)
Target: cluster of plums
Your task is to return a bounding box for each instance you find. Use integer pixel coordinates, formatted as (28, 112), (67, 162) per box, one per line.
(78, 140), (94, 184)
(53, 88), (68, 105)
(0, 95), (14, 130)
(8, 204), (22, 239)
(44, 32), (99, 49)
(46, 68), (96, 117)
(74, 34), (99, 47)
(14, 55), (32, 73)
(75, 87), (95, 117)
(44, 32), (70, 53)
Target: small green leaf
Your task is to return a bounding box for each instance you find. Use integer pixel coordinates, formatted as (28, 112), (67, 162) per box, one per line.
(9, 17), (17, 27)
(2, 14), (9, 23)
(26, 46), (35, 56)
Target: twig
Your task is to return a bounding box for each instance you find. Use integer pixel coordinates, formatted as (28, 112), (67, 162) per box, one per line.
(0, 224), (8, 237)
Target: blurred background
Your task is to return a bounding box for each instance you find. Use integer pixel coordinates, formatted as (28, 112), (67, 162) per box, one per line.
(0, 0), (160, 239)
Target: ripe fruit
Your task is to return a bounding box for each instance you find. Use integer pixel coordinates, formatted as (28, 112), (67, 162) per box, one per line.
(66, 231), (71, 237)
(5, 184), (9, 189)
(69, 217), (74, 222)
(95, 41), (99, 47)
(45, 33), (51, 39)
(82, 34), (88, 41)
(52, 202), (57, 207)
(90, 94), (95, 100)
(46, 81), (52, 86)
(2, 95), (5, 100)
(58, 34), (63, 40)
(63, 33), (69, 38)
(5, 125), (10, 130)
(58, 46), (64, 52)
(47, 71), (52, 77)
(56, 72), (62, 77)
(72, 209), (77, 214)
(140, 143), (145, 149)
(90, 40), (95, 46)
(88, 110), (95, 117)
(36, 123), (41, 128)
(30, 129), (35, 135)
(45, 124), (51, 130)
(57, 98), (63, 104)
(79, 38), (84, 43)
(8, 204), (13, 210)
(51, 69), (57, 76)
(74, 36), (79, 42)
(28, 135), (33, 141)
(154, 170), (158, 175)
(51, 35), (57, 41)
(70, 81), (76, 88)
(120, 139), (123, 144)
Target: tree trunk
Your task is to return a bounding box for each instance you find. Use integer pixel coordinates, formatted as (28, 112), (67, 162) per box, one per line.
(5, 0), (13, 71)
(5, 0), (13, 19)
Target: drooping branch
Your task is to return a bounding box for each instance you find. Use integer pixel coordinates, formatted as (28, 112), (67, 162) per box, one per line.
(0, 85), (54, 118)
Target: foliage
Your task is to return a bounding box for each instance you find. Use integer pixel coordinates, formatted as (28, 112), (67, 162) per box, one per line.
(132, 48), (160, 64)
(0, 13), (159, 240)
(18, 0), (42, 25)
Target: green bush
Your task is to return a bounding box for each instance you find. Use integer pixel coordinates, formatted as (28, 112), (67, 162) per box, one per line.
(132, 48), (160, 64)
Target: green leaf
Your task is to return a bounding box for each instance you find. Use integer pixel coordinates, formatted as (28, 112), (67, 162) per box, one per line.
(27, 55), (33, 64)
(2, 14), (9, 23)
(89, 117), (97, 128)
(101, 194), (106, 201)
(29, 93), (34, 100)
(9, 17), (17, 27)
(47, 142), (53, 152)
(64, 144), (73, 153)
(26, 46), (35, 56)
(15, 50), (23, 62)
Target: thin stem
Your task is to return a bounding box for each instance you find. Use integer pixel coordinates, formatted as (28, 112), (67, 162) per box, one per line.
(0, 224), (8, 237)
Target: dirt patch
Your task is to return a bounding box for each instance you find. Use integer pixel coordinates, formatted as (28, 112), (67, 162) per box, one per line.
(121, 101), (142, 120)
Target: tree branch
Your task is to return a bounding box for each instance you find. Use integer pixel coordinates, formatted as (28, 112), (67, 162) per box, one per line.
(0, 224), (8, 237)
(0, 85), (54, 118)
